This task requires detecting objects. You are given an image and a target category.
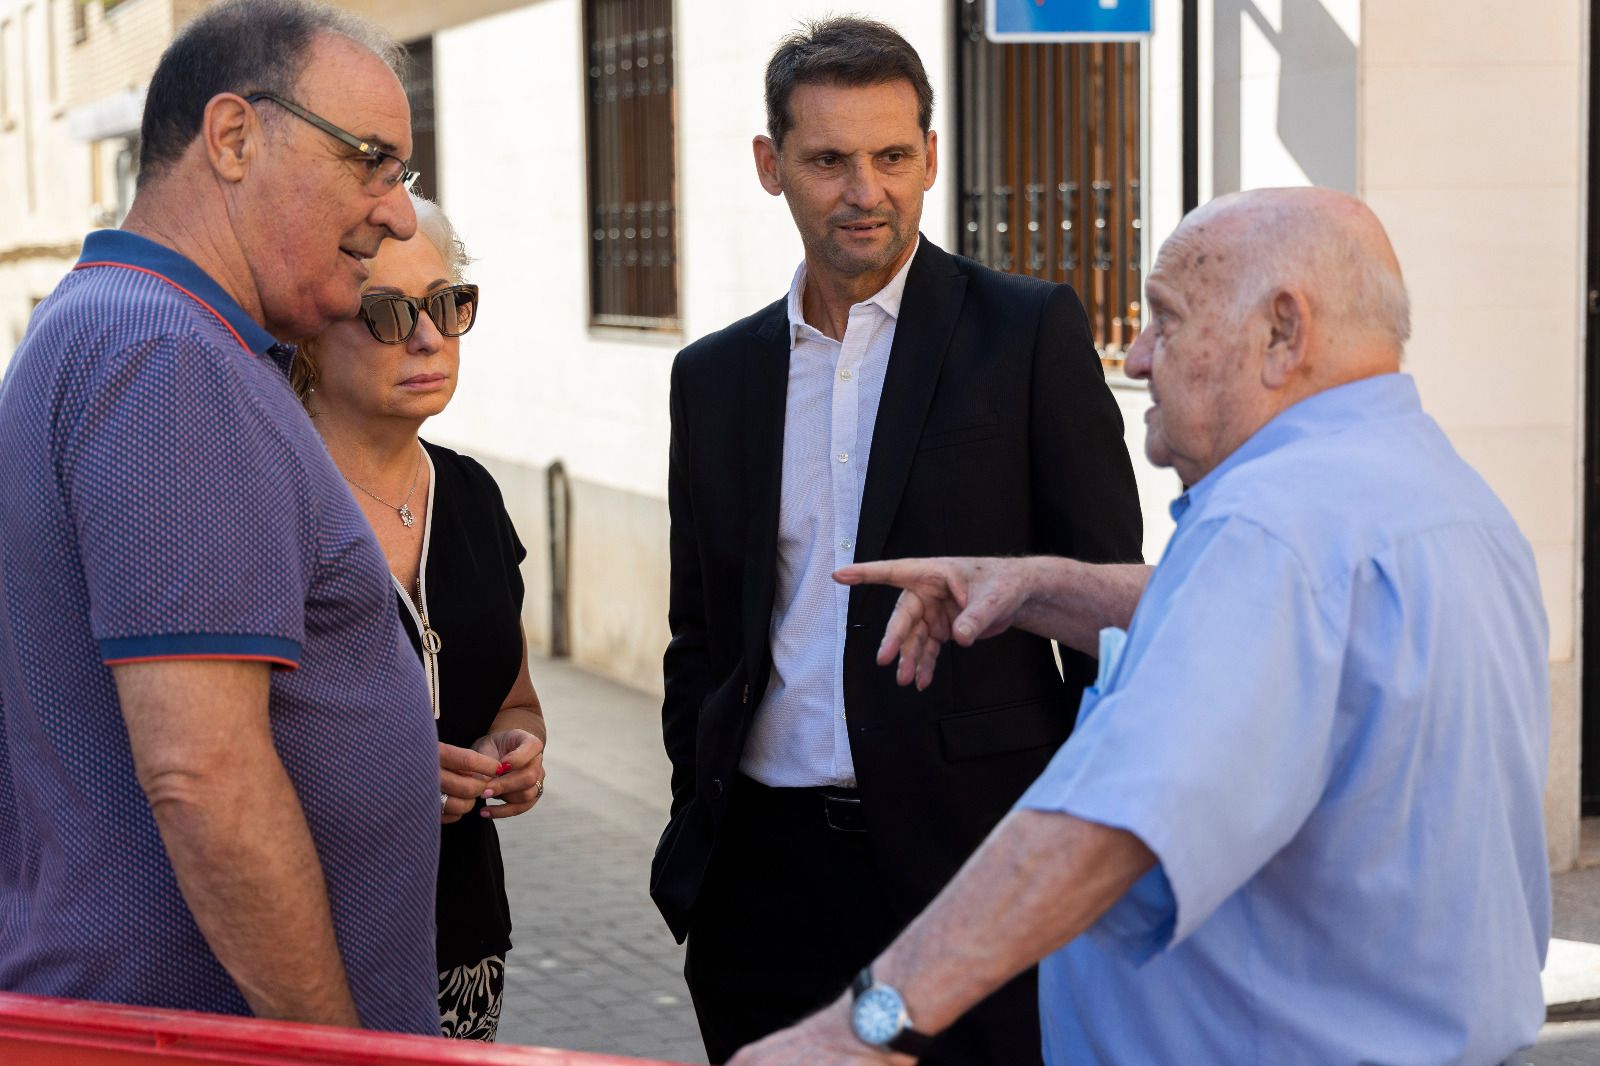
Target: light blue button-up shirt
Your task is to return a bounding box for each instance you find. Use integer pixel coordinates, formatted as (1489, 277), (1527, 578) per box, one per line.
(1019, 374), (1551, 1064)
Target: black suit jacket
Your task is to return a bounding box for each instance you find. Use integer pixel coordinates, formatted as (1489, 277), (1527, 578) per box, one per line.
(652, 238), (1143, 942)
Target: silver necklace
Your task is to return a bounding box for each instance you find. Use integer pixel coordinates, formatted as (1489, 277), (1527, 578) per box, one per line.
(345, 444), (423, 527)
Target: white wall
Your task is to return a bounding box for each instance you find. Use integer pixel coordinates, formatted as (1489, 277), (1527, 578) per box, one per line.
(1209, 0), (1360, 194)
(0, 0), (91, 374)
(426, 0), (665, 500)
(1145, 0), (1188, 254)
(429, 0), (952, 502)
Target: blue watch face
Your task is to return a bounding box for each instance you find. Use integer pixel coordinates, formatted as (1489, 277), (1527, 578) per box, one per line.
(853, 984), (905, 1046)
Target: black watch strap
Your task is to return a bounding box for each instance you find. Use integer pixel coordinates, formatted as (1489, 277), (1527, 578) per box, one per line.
(852, 967), (937, 1057)
(887, 1023), (937, 1057)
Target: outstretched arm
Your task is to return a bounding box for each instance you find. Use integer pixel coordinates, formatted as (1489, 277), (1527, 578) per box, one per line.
(834, 556), (1151, 689)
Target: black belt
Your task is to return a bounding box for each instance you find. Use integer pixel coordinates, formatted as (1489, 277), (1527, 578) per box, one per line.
(736, 774), (867, 833)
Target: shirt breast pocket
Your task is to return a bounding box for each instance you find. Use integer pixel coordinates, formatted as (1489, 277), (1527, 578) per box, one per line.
(1074, 685), (1106, 728)
(1074, 626), (1129, 728)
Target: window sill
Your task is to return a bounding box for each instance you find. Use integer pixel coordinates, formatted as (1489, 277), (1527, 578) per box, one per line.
(587, 321), (683, 347)
(1101, 358), (1147, 392)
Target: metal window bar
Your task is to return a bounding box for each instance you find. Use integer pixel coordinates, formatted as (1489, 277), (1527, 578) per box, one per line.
(401, 38), (436, 202)
(954, 0), (1142, 361)
(584, 0), (678, 329)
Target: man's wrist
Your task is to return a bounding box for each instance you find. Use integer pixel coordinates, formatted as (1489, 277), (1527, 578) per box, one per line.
(849, 964), (936, 1058)
(1013, 555), (1061, 631)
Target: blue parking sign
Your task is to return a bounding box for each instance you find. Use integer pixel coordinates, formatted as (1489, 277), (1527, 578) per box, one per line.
(987, 0), (1153, 41)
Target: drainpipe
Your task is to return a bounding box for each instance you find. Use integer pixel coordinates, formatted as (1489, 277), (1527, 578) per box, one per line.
(546, 461), (571, 659)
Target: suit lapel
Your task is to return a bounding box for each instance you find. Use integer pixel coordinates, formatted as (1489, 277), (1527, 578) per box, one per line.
(853, 239), (967, 574)
(741, 302), (791, 676)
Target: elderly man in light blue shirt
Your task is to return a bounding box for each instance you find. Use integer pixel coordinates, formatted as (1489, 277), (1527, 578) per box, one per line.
(731, 186), (1551, 1066)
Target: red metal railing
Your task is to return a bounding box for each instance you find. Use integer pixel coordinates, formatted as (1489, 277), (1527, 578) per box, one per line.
(0, 992), (690, 1065)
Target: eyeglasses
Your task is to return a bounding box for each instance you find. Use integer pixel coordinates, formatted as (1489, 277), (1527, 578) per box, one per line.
(243, 91), (417, 194)
(359, 285), (480, 344)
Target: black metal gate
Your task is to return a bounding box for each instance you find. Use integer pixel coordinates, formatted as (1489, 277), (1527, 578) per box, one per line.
(955, 0), (1143, 361)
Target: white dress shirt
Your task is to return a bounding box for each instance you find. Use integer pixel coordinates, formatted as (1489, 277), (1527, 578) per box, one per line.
(739, 242), (918, 788)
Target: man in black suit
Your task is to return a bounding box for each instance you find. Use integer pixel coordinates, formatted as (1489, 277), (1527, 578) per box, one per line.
(652, 17), (1143, 1065)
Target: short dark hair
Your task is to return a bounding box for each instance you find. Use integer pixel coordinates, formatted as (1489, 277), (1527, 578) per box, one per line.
(764, 16), (934, 148)
(137, 0), (403, 185)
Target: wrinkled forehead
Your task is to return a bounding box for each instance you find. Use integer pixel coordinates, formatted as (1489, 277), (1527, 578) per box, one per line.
(1149, 219), (1244, 298)
(296, 35), (413, 155)
(785, 79), (925, 139)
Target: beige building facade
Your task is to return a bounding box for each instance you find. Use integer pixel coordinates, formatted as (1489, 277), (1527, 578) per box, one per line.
(0, 0), (85, 360)
(0, 0), (1590, 871)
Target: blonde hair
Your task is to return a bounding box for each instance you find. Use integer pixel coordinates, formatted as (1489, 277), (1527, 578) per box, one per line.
(290, 192), (473, 399)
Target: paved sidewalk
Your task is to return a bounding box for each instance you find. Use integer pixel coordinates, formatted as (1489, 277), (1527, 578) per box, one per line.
(1552, 862), (1600, 947)
(1534, 863), (1600, 1065)
(496, 655), (1600, 1064)
(494, 657), (705, 1064)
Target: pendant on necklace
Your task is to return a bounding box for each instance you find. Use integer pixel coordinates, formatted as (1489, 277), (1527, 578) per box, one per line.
(399, 503), (415, 528)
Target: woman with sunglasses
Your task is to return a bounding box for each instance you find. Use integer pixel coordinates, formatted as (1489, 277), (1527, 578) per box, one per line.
(292, 194), (545, 1042)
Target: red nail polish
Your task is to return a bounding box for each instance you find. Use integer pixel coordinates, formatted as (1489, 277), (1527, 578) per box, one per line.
(496, 762), (511, 776)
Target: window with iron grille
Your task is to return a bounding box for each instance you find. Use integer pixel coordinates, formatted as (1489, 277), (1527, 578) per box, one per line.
(955, 0), (1143, 362)
(583, 0), (678, 329)
(401, 37), (437, 203)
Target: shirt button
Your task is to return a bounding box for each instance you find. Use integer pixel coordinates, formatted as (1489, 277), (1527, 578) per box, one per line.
(840, 539), (853, 551)
(839, 368), (853, 380)
(837, 451), (850, 463)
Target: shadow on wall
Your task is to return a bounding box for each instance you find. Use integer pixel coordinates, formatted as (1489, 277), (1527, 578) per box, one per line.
(1212, 0), (1357, 193)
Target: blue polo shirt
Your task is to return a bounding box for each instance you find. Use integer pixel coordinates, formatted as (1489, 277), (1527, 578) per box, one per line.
(1019, 375), (1550, 1063)
(0, 230), (440, 1033)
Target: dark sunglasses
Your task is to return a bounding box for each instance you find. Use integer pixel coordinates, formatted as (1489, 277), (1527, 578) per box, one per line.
(359, 285), (480, 344)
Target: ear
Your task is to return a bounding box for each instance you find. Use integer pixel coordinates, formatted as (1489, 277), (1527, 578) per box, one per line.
(1260, 287), (1311, 389)
(923, 129), (938, 191)
(200, 92), (255, 184)
(752, 135), (783, 197)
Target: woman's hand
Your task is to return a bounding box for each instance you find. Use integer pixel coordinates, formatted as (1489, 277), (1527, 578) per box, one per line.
(439, 741), (501, 825)
(470, 728), (546, 819)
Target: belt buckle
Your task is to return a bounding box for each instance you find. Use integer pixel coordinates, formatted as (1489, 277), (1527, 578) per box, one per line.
(822, 792), (866, 833)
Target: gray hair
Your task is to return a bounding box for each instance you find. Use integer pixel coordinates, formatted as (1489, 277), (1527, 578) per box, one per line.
(765, 16), (934, 148)
(139, 0), (403, 185)
(413, 195), (472, 285)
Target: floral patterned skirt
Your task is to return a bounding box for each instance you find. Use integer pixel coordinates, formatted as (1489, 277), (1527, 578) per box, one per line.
(438, 954), (505, 1041)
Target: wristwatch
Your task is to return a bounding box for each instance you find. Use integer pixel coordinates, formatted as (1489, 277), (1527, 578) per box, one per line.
(850, 966), (935, 1057)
